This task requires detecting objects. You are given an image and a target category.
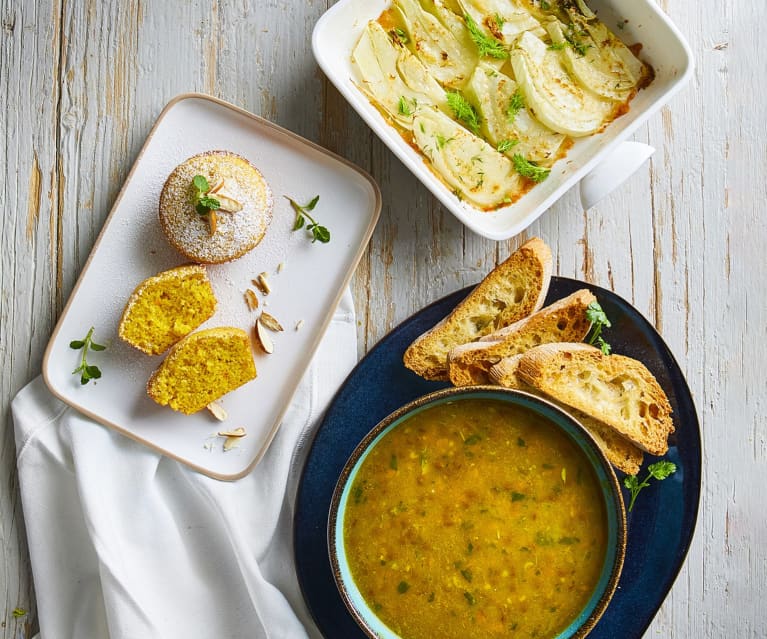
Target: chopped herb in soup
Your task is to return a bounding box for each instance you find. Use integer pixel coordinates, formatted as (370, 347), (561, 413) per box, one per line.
(343, 399), (607, 639)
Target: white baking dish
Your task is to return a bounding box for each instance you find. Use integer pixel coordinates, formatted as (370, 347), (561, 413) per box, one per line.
(313, 0), (693, 240)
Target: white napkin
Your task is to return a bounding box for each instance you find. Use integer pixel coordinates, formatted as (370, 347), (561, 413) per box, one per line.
(12, 290), (358, 639)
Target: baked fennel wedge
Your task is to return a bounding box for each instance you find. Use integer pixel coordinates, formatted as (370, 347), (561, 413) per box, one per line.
(351, 0), (651, 210)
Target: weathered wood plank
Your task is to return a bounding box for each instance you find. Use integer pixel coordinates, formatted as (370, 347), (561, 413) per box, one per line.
(0, 0), (64, 635)
(0, 0), (765, 637)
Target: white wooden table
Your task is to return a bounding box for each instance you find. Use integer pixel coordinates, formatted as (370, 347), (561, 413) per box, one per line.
(1, 1), (764, 637)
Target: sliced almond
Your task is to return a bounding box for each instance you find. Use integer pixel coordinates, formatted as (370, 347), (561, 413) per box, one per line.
(255, 320), (274, 354)
(208, 177), (243, 213)
(295, 319), (305, 331)
(218, 427), (246, 438)
(223, 436), (240, 452)
(207, 401), (228, 421)
(253, 273), (271, 295)
(277, 262), (285, 273)
(208, 210), (218, 235)
(259, 311), (284, 332)
(244, 289), (259, 311)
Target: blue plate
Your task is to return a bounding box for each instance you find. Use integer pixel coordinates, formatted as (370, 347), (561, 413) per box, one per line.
(294, 277), (701, 638)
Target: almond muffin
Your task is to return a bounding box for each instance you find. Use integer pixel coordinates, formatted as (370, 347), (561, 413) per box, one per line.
(159, 151), (273, 264)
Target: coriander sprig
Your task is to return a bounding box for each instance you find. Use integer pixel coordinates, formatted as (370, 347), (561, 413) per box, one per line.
(512, 154), (551, 183)
(192, 175), (220, 217)
(623, 460), (677, 512)
(70, 326), (106, 385)
(286, 195), (330, 243)
(585, 300), (612, 354)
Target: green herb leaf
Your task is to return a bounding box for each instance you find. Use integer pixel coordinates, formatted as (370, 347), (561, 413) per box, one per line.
(548, 41), (567, 50)
(464, 591), (476, 605)
(70, 327), (106, 385)
(585, 300), (611, 327)
(494, 13), (505, 30)
(446, 91), (481, 134)
(585, 301), (612, 354)
(397, 581), (410, 594)
(305, 194), (320, 211)
(624, 461), (677, 511)
(496, 139), (519, 153)
(511, 491), (526, 502)
(11, 608), (26, 618)
(460, 568), (473, 582)
(192, 175), (209, 192)
(391, 26), (409, 44)
(398, 95), (414, 116)
(191, 176), (221, 216)
(512, 154), (551, 182)
(540, 0), (551, 9)
(464, 14), (508, 59)
(286, 195), (330, 244)
(309, 224), (331, 244)
(507, 89), (526, 123)
(648, 460), (677, 480)
(198, 196), (220, 211)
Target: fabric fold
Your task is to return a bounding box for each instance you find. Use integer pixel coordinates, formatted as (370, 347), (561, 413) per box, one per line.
(12, 290), (357, 639)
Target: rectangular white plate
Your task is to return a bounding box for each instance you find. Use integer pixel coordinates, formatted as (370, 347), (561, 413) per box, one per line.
(43, 94), (381, 480)
(313, 0), (693, 240)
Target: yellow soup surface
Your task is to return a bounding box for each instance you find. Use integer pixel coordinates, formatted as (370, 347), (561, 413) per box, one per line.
(343, 398), (607, 639)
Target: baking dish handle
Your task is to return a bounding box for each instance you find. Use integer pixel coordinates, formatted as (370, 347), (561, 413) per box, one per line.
(579, 141), (655, 211)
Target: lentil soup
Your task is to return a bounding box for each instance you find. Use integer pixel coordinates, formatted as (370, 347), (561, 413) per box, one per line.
(342, 398), (608, 639)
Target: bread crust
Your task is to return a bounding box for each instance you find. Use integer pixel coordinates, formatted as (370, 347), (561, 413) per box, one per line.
(517, 343), (674, 456)
(447, 289), (595, 386)
(403, 237), (553, 380)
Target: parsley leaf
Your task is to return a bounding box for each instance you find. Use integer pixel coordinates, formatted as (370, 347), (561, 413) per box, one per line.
(70, 326), (106, 385)
(286, 195), (330, 244)
(624, 461), (677, 511)
(465, 14), (508, 59)
(446, 91), (481, 134)
(512, 154), (551, 182)
(585, 300), (612, 354)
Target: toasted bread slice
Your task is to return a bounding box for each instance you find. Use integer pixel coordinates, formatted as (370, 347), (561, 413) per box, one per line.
(403, 237), (553, 380)
(517, 343), (674, 455)
(489, 354), (644, 474)
(448, 289), (595, 386)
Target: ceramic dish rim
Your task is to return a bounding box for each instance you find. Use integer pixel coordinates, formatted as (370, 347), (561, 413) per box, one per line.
(40, 92), (382, 481)
(327, 385), (628, 639)
(311, 0), (695, 240)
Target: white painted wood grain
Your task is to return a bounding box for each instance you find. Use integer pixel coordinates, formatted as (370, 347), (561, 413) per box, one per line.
(0, 0), (764, 636)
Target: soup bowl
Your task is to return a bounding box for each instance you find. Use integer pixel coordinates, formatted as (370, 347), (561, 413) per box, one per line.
(328, 386), (626, 639)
